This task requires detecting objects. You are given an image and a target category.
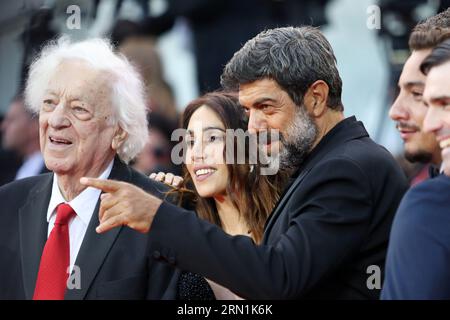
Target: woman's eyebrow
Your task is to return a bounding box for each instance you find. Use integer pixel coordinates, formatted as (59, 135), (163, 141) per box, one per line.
(203, 127), (226, 132)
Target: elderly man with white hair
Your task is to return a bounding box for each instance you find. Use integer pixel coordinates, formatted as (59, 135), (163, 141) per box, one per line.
(0, 38), (179, 300)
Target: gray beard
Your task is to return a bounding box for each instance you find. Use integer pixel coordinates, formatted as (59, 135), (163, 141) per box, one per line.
(279, 106), (318, 170)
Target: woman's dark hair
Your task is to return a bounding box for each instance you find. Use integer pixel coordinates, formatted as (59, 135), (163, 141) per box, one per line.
(176, 91), (287, 244)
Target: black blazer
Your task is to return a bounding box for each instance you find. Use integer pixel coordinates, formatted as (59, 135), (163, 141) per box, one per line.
(0, 158), (179, 300)
(149, 116), (408, 299)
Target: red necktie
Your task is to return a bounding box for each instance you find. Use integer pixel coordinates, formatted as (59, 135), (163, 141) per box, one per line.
(33, 203), (76, 300)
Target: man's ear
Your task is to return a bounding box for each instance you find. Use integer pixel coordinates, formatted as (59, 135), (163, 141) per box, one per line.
(304, 80), (329, 117)
(112, 126), (128, 151)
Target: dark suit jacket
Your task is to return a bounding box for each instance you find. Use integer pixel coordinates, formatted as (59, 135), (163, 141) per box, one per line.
(0, 158), (179, 300)
(381, 174), (450, 299)
(148, 116), (408, 299)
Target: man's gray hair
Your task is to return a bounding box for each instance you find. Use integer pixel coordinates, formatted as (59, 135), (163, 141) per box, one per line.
(25, 37), (148, 163)
(221, 26), (343, 111)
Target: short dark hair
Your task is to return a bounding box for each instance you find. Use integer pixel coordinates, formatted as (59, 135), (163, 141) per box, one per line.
(420, 37), (450, 75)
(221, 26), (343, 111)
(409, 8), (450, 50)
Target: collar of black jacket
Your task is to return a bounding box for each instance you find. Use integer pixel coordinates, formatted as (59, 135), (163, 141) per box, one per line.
(428, 163), (445, 178)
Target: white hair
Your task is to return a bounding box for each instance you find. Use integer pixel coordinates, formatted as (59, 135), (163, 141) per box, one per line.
(24, 36), (148, 163)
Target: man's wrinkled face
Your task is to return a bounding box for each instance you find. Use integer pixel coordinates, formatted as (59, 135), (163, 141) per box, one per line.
(423, 61), (450, 176)
(39, 59), (119, 176)
(239, 78), (317, 169)
(389, 50), (440, 164)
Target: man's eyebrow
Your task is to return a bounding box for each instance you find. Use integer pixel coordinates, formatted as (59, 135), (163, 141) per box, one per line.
(430, 95), (450, 103)
(404, 81), (424, 89)
(252, 97), (277, 106)
(44, 91), (87, 103)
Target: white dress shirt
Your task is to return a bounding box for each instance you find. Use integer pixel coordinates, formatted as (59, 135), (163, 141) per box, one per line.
(46, 160), (114, 274)
(15, 151), (45, 180)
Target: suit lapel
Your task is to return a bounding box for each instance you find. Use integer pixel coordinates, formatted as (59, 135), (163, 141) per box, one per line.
(19, 174), (53, 299)
(65, 159), (131, 300)
(263, 167), (312, 237)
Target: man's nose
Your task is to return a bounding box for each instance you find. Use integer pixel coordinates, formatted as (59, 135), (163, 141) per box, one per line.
(389, 95), (409, 121)
(423, 107), (442, 134)
(248, 109), (267, 134)
(47, 103), (70, 129)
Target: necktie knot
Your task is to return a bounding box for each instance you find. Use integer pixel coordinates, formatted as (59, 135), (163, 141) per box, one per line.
(55, 203), (76, 225)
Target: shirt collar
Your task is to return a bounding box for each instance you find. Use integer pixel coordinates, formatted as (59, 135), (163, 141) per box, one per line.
(47, 160), (114, 225)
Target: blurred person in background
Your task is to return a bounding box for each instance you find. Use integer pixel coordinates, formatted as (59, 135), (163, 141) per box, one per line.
(140, 0), (274, 92)
(111, 19), (182, 176)
(378, 0), (450, 96)
(112, 19), (179, 121)
(389, 8), (450, 185)
(132, 112), (181, 176)
(1, 93), (46, 181)
(382, 36), (450, 300)
(139, 0), (331, 93)
(0, 116), (21, 186)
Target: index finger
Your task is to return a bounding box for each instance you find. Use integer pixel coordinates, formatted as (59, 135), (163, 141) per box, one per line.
(80, 177), (122, 192)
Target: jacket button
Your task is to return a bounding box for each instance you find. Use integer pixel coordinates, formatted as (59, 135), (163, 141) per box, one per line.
(153, 251), (161, 259)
